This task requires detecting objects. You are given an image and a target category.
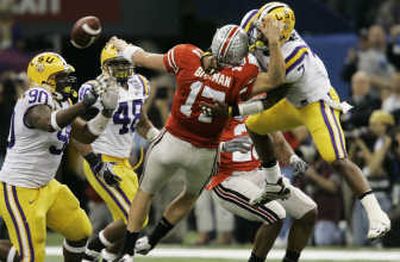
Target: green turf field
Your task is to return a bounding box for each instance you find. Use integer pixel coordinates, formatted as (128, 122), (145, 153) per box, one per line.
(44, 233), (400, 262)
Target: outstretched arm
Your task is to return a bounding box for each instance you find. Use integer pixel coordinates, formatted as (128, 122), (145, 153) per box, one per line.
(135, 109), (160, 141)
(110, 37), (166, 72)
(251, 16), (286, 95)
(25, 93), (98, 132)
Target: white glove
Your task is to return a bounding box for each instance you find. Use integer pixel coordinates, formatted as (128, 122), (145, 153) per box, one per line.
(289, 154), (308, 176)
(101, 85), (119, 111)
(109, 36), (143, 65)
(220, 136), (252, 153)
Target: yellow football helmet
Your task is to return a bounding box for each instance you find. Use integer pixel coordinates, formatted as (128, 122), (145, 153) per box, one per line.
(101, 43), (134, 83)
(257, 2), (295, 42)
(27, 52), (77, 100)
(27, 52), (74, 91)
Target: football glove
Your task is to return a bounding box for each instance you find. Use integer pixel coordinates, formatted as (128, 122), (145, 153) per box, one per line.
(250, 177), (291, 206)
(84, 152), (121, 187)
(220, 137), (252, 153)
(81, 84), (98, 107)
(96, 75), (119, 117)
(289, 154), (308, 177)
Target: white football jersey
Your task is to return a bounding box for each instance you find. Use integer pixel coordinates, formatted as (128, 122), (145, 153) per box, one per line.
(0, 87), (71, 188)
(78, 74), (150, 158)
(241, 11), (332, 107)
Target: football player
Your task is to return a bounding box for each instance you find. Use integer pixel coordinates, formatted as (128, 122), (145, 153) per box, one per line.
(207, 117), (317, 262)
(0, 52), (118, 262)
(136, 117), (314, 262)
(235, 2), (390, 241)
(109, 18), (285, 261)
(73, 43), (159, 262)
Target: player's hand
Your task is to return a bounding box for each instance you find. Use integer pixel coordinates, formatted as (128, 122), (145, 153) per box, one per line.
(100, 162), (122, 187)
(259, 15), (283, 44)
(109, 36), (129, 52)
(289, 154), (308, 176)
(97, 75), (119, 117)
(200, 101), (230, 118)
(85, 153), (122, 187)
(220, 137), (252, 153)
(81, 84), (98, 107)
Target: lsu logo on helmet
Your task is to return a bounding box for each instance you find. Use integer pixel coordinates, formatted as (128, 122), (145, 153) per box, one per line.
(258, 2), (295, 42)
(27, 52), (75, 92)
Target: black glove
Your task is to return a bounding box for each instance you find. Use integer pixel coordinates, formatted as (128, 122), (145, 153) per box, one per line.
(81, 86), (98, 107)
(84, 153), (122, 187)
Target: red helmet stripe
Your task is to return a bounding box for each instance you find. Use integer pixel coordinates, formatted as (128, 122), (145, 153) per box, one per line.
(219, 26), (240, 59)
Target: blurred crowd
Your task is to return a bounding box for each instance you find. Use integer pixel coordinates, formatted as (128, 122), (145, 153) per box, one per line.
(2, 0), (400, 250)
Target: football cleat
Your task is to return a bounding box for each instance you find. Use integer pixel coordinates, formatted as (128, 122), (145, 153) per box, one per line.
(117, 254), (135, 262)
(135, 235), (153, 255)
(367, 211), (391, 241)
(97, 248), (118, 262)
(250, 177), (290, 206)
(81, 248), (100, 262)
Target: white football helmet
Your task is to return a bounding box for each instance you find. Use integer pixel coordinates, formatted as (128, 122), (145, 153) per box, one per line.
(211, 24), (249, 66)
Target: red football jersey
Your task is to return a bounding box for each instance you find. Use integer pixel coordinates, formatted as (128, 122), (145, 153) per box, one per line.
(163, 44), (258, 148)
(207, 117), (260, 189)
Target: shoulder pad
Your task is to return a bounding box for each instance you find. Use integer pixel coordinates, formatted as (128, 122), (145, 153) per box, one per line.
(24, 87), (53, 108)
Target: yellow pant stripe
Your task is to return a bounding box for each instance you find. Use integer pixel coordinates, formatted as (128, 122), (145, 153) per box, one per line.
(5, 185), (34, 262)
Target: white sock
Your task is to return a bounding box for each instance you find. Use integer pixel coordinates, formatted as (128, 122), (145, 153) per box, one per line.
(101, 248), (118, 261)
(262, 162), (282, 184)
(99, 230), (113, 248)
(360, 193), (383, 221)
(7, 246), (16, 262)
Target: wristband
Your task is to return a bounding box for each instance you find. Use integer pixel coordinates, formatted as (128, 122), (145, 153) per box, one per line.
(87, 112), (110, 136)
(238, 100), (264, 116)
(50, 110), (62, 131)
(146, 127), (160, 140)
(120, 45), (143, 65)
(84, 152), (101, 167)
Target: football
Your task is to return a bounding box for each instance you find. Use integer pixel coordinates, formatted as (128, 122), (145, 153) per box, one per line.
(70, 16), (102, 49)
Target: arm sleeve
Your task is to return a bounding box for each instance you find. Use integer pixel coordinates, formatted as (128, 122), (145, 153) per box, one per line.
(163, 44), (202, 74)
(236, 56), (259, 102)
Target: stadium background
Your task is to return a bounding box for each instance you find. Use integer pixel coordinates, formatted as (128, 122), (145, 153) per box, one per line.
(1, 0), (400, 261)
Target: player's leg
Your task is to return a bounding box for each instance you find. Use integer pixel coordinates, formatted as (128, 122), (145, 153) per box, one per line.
(246, 99), (301, 203)
(0, 183), (47, 262)
(213, 195), (234, 244)
(136, 145), (219, 254)
(46, 180), (92, 262)
(211, 172), (286, 262)
(0, 239), (18, 262)
(246, 98), (301, 172)
(194, 191), (214, 244)
(83, 159), (144, 260)
(302, 90), (390, 239)
(119, 131), (181, 257)
(277, 185), (317, 262)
